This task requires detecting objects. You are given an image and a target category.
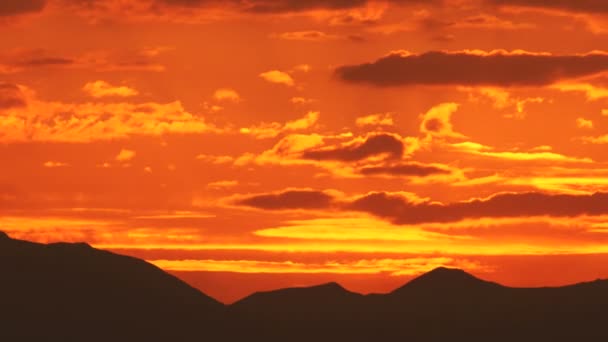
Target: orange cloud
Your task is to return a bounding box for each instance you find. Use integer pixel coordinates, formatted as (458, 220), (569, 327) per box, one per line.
(150, 257), (460, 276)
(213, 88), (241, 102)
(0, 83), (27, 109)
(358, 162), (451, 177)
(576, 118), (594, 129)
(0, 91), (219, 142)
(240, 111), (319, 139)
(43, 161), (69, 168)
(207, 180), (239, 189)
(551, 82), (608, 100)
(259, 70), (295, 86)
(487, 0), (608, 14)
(115, 149), (136, 162)
(355, 113), (394, 127)
(302, 133), (406, 161)
(0, 48), (164, 74)
(196, 154), (235, 164)
(83, 81), (138, 98)
(580, 135), (608, 144)
(290, 97), (315, 104)
(460, 87), (544, 119)
(450, 141), (592, 163)
(419, 102), (465, 139)
(275, 30), (340, 41)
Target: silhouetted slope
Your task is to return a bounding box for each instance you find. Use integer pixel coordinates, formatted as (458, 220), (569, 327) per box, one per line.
(228, 266), (608, 342)
(0, 232), (224, 341)
(232, 281), (361, 313)
(392, 266), (503, 293)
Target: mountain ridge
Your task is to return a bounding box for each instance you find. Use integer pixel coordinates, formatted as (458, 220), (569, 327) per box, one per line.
(3, 231), (608, 341)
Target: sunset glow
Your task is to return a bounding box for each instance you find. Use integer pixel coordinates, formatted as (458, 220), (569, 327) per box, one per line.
(3, 0), (608, 303)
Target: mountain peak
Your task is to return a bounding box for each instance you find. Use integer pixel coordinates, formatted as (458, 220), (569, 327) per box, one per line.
(0, 231), (9, 240)
(311, 282), (346, 291)
(425, 266), (473, 278)
(392, 267), (501, 295)
(411, 267), (484, 284)
(49, 241), (93, 249)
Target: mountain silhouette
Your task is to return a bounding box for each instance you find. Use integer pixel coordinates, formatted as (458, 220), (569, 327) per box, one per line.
(0, 232), (225, 341)
(2, 232), (608, 342)
(393, 266), (502, 292)
(233, 281), (362, 313)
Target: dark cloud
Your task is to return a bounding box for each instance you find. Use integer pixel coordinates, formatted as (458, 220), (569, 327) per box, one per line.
(235, 190), (335, 210)
(156, 0), (433, 13)
(18, 57), (74, 67)
(0, 83), (27, 109)
(348, 192), (608, 224)
(302, 134), (404, 162)
(359, 163), (450, 177)
(155, 0), (367, 12)
(336, 51), (608, 87)
(0, 0), (46, 17)
(0, 49), (76, 71)
(246, 0), (368, 13)
(488, 0), (608, 13)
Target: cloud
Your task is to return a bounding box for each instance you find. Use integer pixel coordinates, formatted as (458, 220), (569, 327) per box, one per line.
(347, 191), (608, 224)
(43, 161), (68, 168)
(115, 149), (136, 162)
(451, 141), (592, 163)
(259, 70), (295, 86)
(487, 0), (608, 14)
(213, 88), (240, 102)
(0, 50), (75, 74)
(0, 0), (46, 17)
(420, 102), (465, 138)
(302, 133), (405, 161)
(234, 189), (336, 210)
(580, 135), (608, 144)
(275, 30), (340, 41)
(291, 97), (315, 104)
(0, 83), (27, 109)
(460, 87), (544, 119)
(195, 154), (235, 164)
(358, 162), (451, 177)
(236, 0), (369, 13)
(207, 180), (239, 189)
(576, 118), (594, 129)
(551, 82), (608, 100)
(234, 133), (328, 166)
(355, 113), (394, 127)
(150, 257), (460, 276)
(0, 48), (165, 74)
(154, 0), (370, 13)
(240, 111), (319, 139)
(83, 81), (138, 98)
(336, 50), (608, 87)
(0, 93), (219, 143)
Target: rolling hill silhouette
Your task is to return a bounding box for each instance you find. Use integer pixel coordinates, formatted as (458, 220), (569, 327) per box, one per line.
(2, 232), (608, 341)
(0, 232), (225, 341)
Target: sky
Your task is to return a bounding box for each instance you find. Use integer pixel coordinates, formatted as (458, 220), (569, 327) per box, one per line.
(2, 0), (608, 303)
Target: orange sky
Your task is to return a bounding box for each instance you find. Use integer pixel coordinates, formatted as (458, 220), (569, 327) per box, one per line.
(3, 0), (608, 303)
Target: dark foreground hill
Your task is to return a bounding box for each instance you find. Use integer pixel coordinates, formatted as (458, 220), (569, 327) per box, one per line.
(2, 232), (608, 342)
(0, 232), (225, 341)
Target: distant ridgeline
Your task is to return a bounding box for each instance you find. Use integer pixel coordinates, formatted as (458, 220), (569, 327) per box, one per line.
(1, 232), (607, 342)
